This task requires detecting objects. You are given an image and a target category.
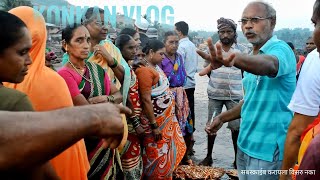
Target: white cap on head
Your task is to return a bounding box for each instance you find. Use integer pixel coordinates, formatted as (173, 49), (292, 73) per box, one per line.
(146, 27), (158, 38)
(134, 17), (150, 31)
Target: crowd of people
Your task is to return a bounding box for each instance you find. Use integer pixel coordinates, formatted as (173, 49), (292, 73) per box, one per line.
(0, 0), (320, 180)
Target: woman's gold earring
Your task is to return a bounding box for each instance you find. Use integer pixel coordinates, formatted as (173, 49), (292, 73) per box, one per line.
(65, 45), (68, 53)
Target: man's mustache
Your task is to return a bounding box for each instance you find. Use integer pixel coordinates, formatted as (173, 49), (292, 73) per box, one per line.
(221, 38), (233, 42)
(245, 31), (257, 36)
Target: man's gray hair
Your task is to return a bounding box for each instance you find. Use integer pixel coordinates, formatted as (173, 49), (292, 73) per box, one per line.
(249, 1), (276, 18)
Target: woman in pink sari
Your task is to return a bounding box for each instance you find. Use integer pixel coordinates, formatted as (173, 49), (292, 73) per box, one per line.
(58, 24), (124, 179)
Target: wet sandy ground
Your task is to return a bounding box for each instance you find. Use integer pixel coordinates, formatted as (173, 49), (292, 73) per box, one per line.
(192, 60), (235, 179)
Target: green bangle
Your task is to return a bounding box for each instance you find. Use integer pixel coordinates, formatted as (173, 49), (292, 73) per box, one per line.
(110, 58), (118, 68)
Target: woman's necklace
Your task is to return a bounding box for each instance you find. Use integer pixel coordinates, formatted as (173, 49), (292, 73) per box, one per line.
(144, 58), (156, 70)
(68, 60), (93, 83)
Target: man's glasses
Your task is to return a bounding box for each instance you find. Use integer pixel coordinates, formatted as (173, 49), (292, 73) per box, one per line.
(238, 17), (272, 25)
(95, 21), (107, 28)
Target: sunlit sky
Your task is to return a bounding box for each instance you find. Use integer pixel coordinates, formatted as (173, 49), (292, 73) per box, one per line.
(67, 0), (316, 31)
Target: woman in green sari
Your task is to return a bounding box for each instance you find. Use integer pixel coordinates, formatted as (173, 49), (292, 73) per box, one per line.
(58, 24), (124, 179)
(61, 7), (131, 104)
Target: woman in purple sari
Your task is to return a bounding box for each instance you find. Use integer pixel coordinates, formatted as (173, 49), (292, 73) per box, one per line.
(159, 31), (193, 165)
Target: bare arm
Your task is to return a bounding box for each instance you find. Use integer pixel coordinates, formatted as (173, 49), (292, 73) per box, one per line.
(206, 100), (243, 135)
(111, 64), (124, 84)
(126, 97), (135, 116)
(234, 53), (279, 77)
(219, 100), (243, 123)
(72, 94), (90, 106)
(75, 84), (122, 105)
(197, 38), (278, 77)
(140, 90), (156, 124)
(126, 96), (145, 136)
(4, 162), (60, 180)
(0, 104), (129, 173)
(110, 82), (123, 104)
(10, 95), (59, 179)
(94, 44), (125, 83)
(280, 113), (315, 180)
(140, 90), (161, 141)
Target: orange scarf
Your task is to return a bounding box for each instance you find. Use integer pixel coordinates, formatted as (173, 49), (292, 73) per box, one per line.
(5, 7), (89, 180)
(291, 115), (320, 180)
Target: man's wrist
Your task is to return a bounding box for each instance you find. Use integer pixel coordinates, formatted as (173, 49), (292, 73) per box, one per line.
(218, 114), (226, 123)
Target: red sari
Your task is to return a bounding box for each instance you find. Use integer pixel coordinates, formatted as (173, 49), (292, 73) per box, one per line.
(121, 69), (143, 179)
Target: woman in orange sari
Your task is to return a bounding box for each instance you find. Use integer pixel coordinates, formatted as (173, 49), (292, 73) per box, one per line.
(5, 6), (89, 180)
(135, 40), (186, 179)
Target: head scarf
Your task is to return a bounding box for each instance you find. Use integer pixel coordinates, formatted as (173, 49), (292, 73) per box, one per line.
(217, 17), (238, 43)
(5, 6), (70, 110)
(217, 17), (237, 31)
(5, 6), (89, 179)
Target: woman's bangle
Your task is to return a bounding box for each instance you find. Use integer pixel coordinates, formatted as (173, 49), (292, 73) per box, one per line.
(150, 122), (158, 129)
(107, 95), (115, 103)
(109, 58), (118, 68)
(129, 116), (141, 128)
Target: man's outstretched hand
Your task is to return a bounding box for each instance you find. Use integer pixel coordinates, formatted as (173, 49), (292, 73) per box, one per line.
(197, 38), (236, 76)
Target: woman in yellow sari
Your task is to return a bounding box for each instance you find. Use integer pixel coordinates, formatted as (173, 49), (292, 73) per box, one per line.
(5, 6), (89, 180)
(62, 7), (131, 103)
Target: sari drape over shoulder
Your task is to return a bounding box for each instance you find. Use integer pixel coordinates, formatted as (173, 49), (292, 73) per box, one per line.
(61, 40), (131, 105)
(121, 69), (143, 180)
(159, 53), (193, 136)
(135, 65), (186, 179)
(4, 6), (89, 180)
(59, 57), (125, 180)
(61, 40), (130, 151)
